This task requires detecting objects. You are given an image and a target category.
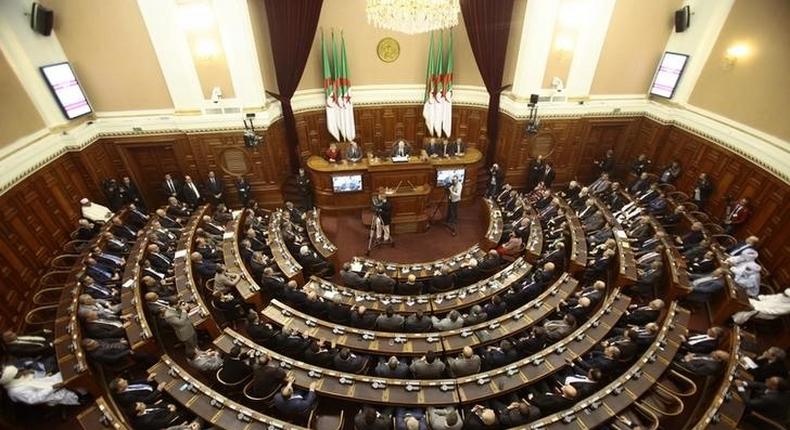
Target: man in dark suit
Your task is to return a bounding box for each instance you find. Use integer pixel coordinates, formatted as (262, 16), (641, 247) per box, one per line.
(526, 155), (545, 191)
(675, 350), (729, 376)
(82, 337), (131, 364)
(350, 305), (377, 330)
(109, 376), (164, 407)
(273, 379), (317, 419)
(692, 173), (714, 208)
(132, 401), (183, 430)
(750, 347), (788, 382)
(178, 177), (200, 209)
(739, 377), (790, 423)
(620, 299), (664, 326)
(2, 329), (54, 357)
(541, 162), (555, 188)
(236, 176), (252, 208)
(119, 176), (144, 210)
(594, 149), (615, 174)
(631, 153), (652, 176)
(166, 197), (190, 217)
(425, 137), (441, 158)
(191, 252), (218, 280)
(218, 346), (253, 385)
(205, 170), (225, 204)
(248, 354), (287, 397)
(430, 267), (455, 293)
(404, 310), (433, 332)
(448, 137), (465, 157)
(390, 139), (412, 158)
(333, 348), (368, 373)
(369, 267), (397, 294)
(398, 274), (424, 295)
(354, 406), (393, 430)
(162, 173), (180, 199)
(680, 327), (725, 354)
(487, 163), (504, 198)
(528, 384), (578, 416)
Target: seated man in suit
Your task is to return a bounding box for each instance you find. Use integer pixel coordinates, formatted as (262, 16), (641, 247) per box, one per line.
(166, 196), (191, 218)
(273, 377), (318, 419)
(82, 337), (131, 365)
(81, 310), (125, 339)
(553, 367), (603, 398)
(369, 266), (397, 294)
(395, 407), (428, 430)
(461, 404), (499, 430)
(573, 345), (621, 374)
(398, 274), (424, 295)
(351, 305), (378, 330)
(218, 346), (253, 385)
(131, 401), (185, 430)
(491, 396), (539, 428)
(390, 139), (412, 158)
(75, 218), (99, 240)
(426, 406), (463, 430)
(333, 348), (368, 374)
(355, 406), (394, 430)
(680, 326), (726, 354)
(2, 329), (54, 358)
(543, 314), (577, 342)
(738, 376), (790, 423)
(404, 310), (433, 332)
(463, 305), (488, 327)
(514, 326), (547, 356)
(431, 310), (463, 331)
(345, 140), (363, 162)
(376, 306), (405, 331)
(448, 346), (481, 377)
(191, 252), (218, 281)
(425, 137), (441, 158)
(340, 262), (370, 290)
(528, 384), (578, 416)
(155, 208), (182, 230)
(410, 350), (446, 379)
(619, 299), (664, 326)
(429, 266), (455, 293)
(109, 375), (165, 408)
(483, 339), (519, 369)
(374, 356), (411, 379)
(675, 350), (729, 376)
(747, 347), (787, 382)
(483, 295), (507, 319)
(448, 137), (465, 157)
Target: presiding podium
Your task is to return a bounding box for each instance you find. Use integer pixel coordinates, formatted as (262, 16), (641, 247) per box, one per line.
(306, 141), (482, 234)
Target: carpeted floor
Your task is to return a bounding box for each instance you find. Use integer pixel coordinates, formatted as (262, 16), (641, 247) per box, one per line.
(319, 200), (489, 265)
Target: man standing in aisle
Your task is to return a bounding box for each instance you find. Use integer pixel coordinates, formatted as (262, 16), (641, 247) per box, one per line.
(373, 193), (393, 246)
(205, 171), (225, 205)
(446, 176), (463, 236)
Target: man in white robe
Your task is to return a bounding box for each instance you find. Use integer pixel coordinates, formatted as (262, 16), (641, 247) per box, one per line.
(0, 366), (80, 406)
(80, 198), (113, 224)
(732, 261), (761, 298)
(734, 289), (790, 324)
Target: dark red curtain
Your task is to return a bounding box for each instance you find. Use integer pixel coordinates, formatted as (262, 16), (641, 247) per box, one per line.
(460, 0), (515, 164)
(264, 0), (323, 172)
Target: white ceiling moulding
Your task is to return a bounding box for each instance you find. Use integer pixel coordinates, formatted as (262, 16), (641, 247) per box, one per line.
(0, 85), (788, 196)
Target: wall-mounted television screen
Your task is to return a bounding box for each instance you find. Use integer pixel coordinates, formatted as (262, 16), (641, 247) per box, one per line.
(437, 168), (465, 188)
(40, 62), (92, 119)
(649, 52), (689, 98)
(332, 174), (363, 193)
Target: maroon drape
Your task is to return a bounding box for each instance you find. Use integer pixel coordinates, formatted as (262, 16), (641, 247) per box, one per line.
(264, 0), (323, 172)
(460, 0), (515, 164)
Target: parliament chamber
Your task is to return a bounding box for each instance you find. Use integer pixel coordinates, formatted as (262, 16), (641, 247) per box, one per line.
(0, 0), (789, 429)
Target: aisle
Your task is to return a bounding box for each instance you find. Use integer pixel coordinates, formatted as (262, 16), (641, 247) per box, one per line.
(319, 202), (488, 264)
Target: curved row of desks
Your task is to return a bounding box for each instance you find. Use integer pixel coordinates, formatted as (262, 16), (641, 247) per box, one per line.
(556, 196), (588, 273)
(691, 326), (746, 430)
(121, 221), (157, 352)
(263, 273), (578, 356)
(149, 355), (309, 430)
(267, 210), (303, 282)
(592, 196), (638, 286)
(215, 286), (627, 406)
(306, 257), (532, 314)
(524, 302), (690, 429)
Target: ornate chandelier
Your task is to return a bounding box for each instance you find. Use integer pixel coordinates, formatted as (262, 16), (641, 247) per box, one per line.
(366, 0), (460, 35)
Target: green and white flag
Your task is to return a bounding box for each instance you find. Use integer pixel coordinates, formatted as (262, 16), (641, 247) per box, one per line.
(338, 32), (355, 141)
(322, 30), (340, 141)
(423, 32), (437, 136)
(441, 31), (453, 138)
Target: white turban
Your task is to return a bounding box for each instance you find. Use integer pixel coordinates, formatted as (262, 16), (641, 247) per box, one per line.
(0, 366), (18, 385)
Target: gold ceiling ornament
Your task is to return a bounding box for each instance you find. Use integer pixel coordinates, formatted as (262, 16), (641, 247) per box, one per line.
(377, 37), (400, 63)
(366, 0), (460, 35)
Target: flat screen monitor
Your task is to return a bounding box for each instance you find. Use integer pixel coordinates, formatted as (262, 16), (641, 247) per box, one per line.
(437, 168), (465, 188)
(40, 62), (92, 119)
(332, 174), (363, 193)
(649, 52), (689, 98)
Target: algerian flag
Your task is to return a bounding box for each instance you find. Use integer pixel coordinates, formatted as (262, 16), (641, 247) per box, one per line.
(423, 32), (436, 136)
(338, 32), (356, 141)
(332, 31), (346, 142)
(434, 30), (445, 137)
(322, 30), (340, 142)
(442, 31), (453, 138)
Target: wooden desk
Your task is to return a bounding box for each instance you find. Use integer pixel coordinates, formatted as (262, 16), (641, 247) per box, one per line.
(593, 197), (638, 286)
(77, 396), (131, 430)
(557, 196), (587, 273)
(221, 212), (262, 309)
(306, 149), (483, 212)
(524, 303), (690, 429)
(304, 208), (337, 267)
(264, 275), (576, 356)
(692, 326), (746, 430)
(305, 258), (532, 315)
(215, 329), (461, 406)
(522, 197), (543, 261)
(173, 205), (219, 337)
(120, 222), (155, 353)
(267, 210), (304, 283)
(456, 289), (629, 403)
(149, 356), (309, 430)
(351, 244), (488, 281)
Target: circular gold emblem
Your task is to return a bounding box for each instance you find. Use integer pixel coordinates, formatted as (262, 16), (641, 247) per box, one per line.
(377, 37), (400, 63)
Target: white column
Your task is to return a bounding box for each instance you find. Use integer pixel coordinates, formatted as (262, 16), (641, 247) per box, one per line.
(663, 0), (735, 104)
(511, 0), (561, 99)
(212, 0), (266, 110)
(0, 0), (69, 128)
(564, 0), (616, 98)
(136, 0), (205, 112)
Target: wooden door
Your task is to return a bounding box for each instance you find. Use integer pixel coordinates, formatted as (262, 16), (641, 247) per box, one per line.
(118, 143), (182, 208)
